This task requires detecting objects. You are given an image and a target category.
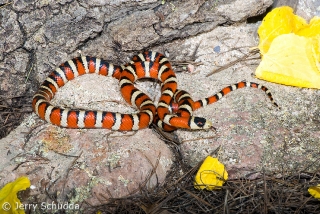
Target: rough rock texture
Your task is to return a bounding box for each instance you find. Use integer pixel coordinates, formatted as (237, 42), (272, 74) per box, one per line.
(154, 23), (320, 179)
(1, 0), (319, 212)
(0, 50), (29, 99)
(0, 8), (24, 61)
(296, 0), (320, 18)
(0, 119), (172, 206)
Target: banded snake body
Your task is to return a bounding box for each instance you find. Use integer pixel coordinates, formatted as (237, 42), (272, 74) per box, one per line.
(32, 51), (278, 131)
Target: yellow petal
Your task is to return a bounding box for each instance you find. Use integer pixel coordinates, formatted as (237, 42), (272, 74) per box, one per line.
(194, 156), (228, 190)
(0, 177), (31, 214)
(258, 6), (308, 55)
(255, 33), (320, 88)
(297, 17), (320, 37)
(308, 184), (320, 200)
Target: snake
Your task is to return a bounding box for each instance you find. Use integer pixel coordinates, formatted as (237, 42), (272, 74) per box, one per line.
(32, 51), (278, 131)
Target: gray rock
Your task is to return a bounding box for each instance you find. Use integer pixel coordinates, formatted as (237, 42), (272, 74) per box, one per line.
(19, 9), (47, 35)
(0, 8), (24, 61)
(107, 9), (160, 51)
(296, 0), (320, 19)
(24, 1), (103, 52)
(0, 49), (29, 99)
(12, 0), (73, 12)
(0, 121), (172, 206)
(216, 0), (273, 22)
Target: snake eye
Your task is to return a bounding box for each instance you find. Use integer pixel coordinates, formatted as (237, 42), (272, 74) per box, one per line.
(194, 117), (206, 128)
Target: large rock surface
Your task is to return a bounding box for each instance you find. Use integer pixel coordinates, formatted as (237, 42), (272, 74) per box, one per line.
(1, 0), (319, 212)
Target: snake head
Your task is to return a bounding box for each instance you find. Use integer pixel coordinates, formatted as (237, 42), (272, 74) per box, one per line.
(189, 117), (212, 129)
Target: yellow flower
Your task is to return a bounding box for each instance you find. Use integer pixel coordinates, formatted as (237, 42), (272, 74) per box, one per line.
(255, 6), (320, 89)
(257, 6), (308, 55)
(308, 184), (320, 200)
(0, 177), (31, 214)
(194, 156), (228, 190)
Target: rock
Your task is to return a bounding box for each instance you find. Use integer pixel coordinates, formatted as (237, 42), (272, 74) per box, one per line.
(107, 10), (160, 51)
(272, 0), (299, 10)
(152, 22), (320, 179)
(216, 0), (273, 22)
(21, 1), (105, 83)
(296, 0), (320, 19)
(24, 1), (104, 52)
(0, 116), (173, 205)
(0, 8), (24, 61)
(154, 0), (272, 42)
(0, 49), (29, 99)
(19, 9), (47, 35)
(12, 0), (73, 12)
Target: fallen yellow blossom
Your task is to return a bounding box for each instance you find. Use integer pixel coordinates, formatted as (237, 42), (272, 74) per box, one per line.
(257, 6), (308, 55)
(255, 6), (320, 88)
(308, 184), (320, 200)
(194, 156), (228, 190)
(0, 177), (31, 214)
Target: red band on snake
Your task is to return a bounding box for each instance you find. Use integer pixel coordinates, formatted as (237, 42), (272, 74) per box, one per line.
(32, 51), (278, 131)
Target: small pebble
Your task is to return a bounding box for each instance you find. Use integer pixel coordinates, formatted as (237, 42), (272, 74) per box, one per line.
(213, 46), (221, 53)
(187, 64), (195, 72)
